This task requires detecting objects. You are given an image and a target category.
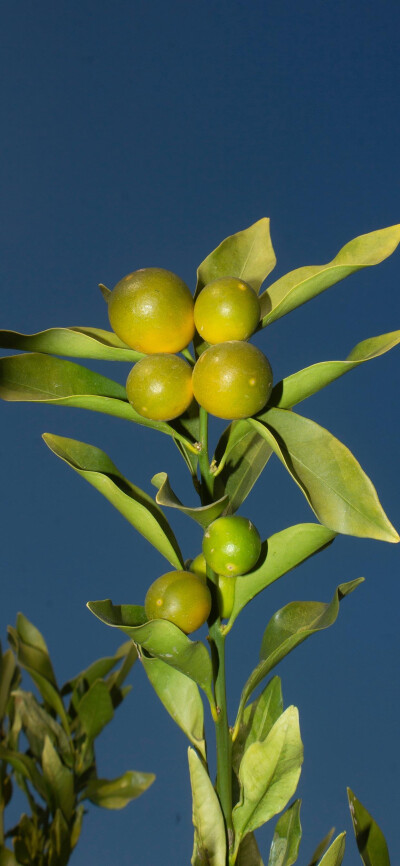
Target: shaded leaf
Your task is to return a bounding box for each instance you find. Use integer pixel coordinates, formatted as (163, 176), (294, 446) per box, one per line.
(141, 653), (206, 757)
(347, 788), (390, 866)
(0, 326), (142, 361)
(232, 707), (303, 853)
(70, 804), (85, 850)
(318, 834), (346, 866)
(43, 434), (183, 568)
(224, 524), (336, 632)
(270, 331), (400, 410)
(260, 224), (400, 326)
(0, 649), (19, 720)
(85, 770), (155, 808)
(214, 421), (273, 514)
(232, 677), (283, 775)
(251, 409), (399, 543)
(306, 828), (335, 866)
(12, 691), (72, 765)
(197, 218), (276, 295)
(268, 800), (302, 866)
(188, 748), (227, 866)
(237, 832), (265, 866)
(151, 472), (228, 528)
(76, 680), (114, 740)
(0, 848), (20, 866)
(0, 745), (48, 801)
(48, 808), (70, 866)
(42, 737), (74, 821)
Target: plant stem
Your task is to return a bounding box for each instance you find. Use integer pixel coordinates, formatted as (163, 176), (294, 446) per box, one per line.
(209, 619), (233, 853)
(198, 407), (214, 504)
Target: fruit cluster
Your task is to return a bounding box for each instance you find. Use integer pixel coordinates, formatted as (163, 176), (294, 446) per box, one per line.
(108, 267), (273, 422)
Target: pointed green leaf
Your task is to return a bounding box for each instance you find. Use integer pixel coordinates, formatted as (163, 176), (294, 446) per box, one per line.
(224, 524), (336, 632)
(307, 828), (335, 866)
(260, 224), (400, 325)
(268, 800), (302, 866)
(0, 745), (48, 801)
(232, 677), (283, 775)
(141, 654), (206, 757)
(85, 770), (155, 808)
(214, 421), (273, 514)
(251, 409), (399, 543)
(197, 218), (276, 295)
(317, 834), (346, 866)
(270, 331), (400, 410)
(99, 283), (111, 301)
(0, 848), (19, 866)
(151, 472), (228, 528)
(43, 434), (183, 568)
(42, 737), (75, 821)
(233, 707), (303, 852)
(87, 599), (214, 706)
(70, 804), (85, 850)
(235, 580), (362, 732)
(237, 832), (265, 866)
(188, 748), (227, 866)
(347, 788), (390, 866)
(76, 680), (114, 740)
(12, 691), (72, 765)
(0, 326), (143, 361)
(0, 649), (19, 719)
(48, 808), (70, 866)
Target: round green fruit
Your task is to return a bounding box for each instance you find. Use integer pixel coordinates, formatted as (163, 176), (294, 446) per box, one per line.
(194, 277), (261, 343)
(192, 341), (272, 420)
(203, 516), (262, 577)
(144, 570), (211, 634)
(126, 354), (193, 421)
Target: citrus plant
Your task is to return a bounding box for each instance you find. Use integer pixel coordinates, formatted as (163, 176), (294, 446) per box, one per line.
(1, 217), (399, 864)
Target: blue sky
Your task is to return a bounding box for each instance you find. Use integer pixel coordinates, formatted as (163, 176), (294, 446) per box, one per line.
(1, 1), (399, 863)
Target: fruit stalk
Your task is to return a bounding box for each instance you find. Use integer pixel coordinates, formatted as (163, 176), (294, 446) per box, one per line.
(208, 617), (234, 852)
(198, 406), (214, 503)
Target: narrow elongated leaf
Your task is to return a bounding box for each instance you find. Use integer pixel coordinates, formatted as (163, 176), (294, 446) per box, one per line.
(307, 829), (335, 866)
(347, 788), (390, 866)
(260, 224), (400, 325)
(233, 707), (303, 852)
(188, 748), (227, 866)
(233, 677), (283, 776)
(12, 691), (72, 765)
(87, 599), (214, 705)
(41, 737), (75, 821)
(224, 524), (335, 632)
(237, 832), (265, 865)
(268, 800), (302, 866)
(318, 834), (346, 866)
(197, 218), (276, 295)
(251, 409), (399, 543)
(85, 770), (155, 808)
(76, 680), (114, 740)
(214, 421), (273, 514)
(151, 472), (228, 527)
(270, 331), (400, 410)
(235, 580), (362, 732)
(0, 745), (48, 801)
(48, 809), (70, 866)
(0, 649), (19, 719)
(43, 434), (183, 568)
(0, 326), (143, 361)
(141, 654), (206, 757)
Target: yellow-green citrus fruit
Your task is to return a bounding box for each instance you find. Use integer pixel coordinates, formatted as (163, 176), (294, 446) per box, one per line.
(190, 553), (208, 581)
(144, 570), (211, 634)
(203, 516), (261, 577)
(108, 267), (195, 353)
(194, 277), (261, 343)
(126, 354), (193, 421)
(192, 341), (272, 420)
(217, 575), (236, 620)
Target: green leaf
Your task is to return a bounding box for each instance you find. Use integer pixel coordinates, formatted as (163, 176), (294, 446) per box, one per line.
(232, 707), (303, 853)
(87, 599), (214, 706)
(267, 800), (302, 866)
(48, 809), (70, 866)
(43, 434), (183, 568)
(317, 833), (346, 866)
(270, 331), (400, 410)
(0, 649), (19, 720)
(224, 524), (336, 632)
(76, 680), (114, 740)
(197, 218), (276, 295)
(213, 421), (273, 514)
(0, 745), (48, 801)
(306, 828), (335, 866)
(0, 326), (143, 361)
(250, 409), (399, 543)
(232, 677), (283, 775)
(0, 847), (20, 866)
(236, 833), (265, 866)
(188, 748), (227, 866)
(151, 472), (228, 528)
(85, 770), (155, 808)
(347, 788), (390, 866)
(260, 224), (400, 326)
(42, 737), (75, 821)
(141, 654), (206, 757)
(70, 804), (85, 850)
(99, 283), (111, 301)
(12, 691), (72, 765)
(234, 579), (363, 733)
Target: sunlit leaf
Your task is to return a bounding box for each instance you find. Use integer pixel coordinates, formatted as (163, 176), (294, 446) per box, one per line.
(0, 649), (19, 719)
(141, 653), (206, 757)
(260, 224), (400, 325)
(306, 828), (335, 866)
(151, 471), (228, 527)
(188, 748), (227, 866)
(76, 680), (114, 740)
(267, 800), (302, 866)
(0, 326), (142, 361)
(251, 409), (399, 543)
(232, 677), (283, 775)
(43, 434), (183, 568)
(317, 833), (346, 866)
(214, 420), (273, 514)
(85, 770), (155, 808)
(197, 218), (276, 295)
(347, 788), (390, 866)
(12, 691), (72, 765)
(42, 737), (74, 822)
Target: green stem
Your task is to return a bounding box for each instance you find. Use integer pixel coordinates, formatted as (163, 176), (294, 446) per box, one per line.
(209, 619), (233, 853)
(198, 407), (214, 504)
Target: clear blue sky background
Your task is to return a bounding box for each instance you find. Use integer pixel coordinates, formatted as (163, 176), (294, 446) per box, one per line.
(1, 1), (399, 863)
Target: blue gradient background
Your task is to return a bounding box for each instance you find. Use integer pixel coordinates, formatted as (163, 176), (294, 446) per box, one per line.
(1, 1), (399, 864)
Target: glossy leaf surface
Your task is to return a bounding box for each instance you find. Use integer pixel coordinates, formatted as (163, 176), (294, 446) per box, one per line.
(224, 524), (336, 632)
(151, 471), (228, 527)
(43, 434), (183, 568)
(0, 326), (142, 361)
(270, 331), (400, 410)
(318, 834), (346, 866)
(85, 770), (155, 808)
(251, 409), (399, 542)
(196, 218), (276, 295)
(214, 421), (273, 514)
(260, 224), (400, 325)
(141, 654), (206, 757)
(188, 748), (227, 866)
(347, 788), (390, 866)
(267, 800), (302, 866)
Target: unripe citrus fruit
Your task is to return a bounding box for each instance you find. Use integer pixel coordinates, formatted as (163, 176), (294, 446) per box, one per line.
(108, 267), (195, 353)
(126, 354), (193, 421)
(194, 277), (261, 343)
(203, 516), (261, 577)
(192, 341), (272, 419)
(190, 553), (208, 581)
(145, 570), (211, 634)
(190, 553), (235, 619)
